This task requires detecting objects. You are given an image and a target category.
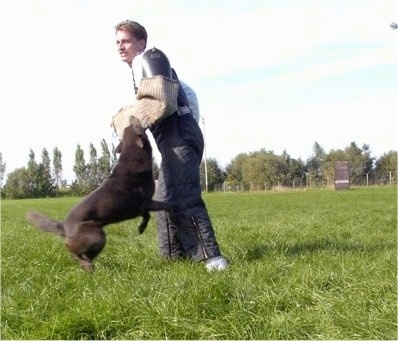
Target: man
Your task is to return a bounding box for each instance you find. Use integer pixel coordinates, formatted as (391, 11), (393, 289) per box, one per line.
(112, 20), (229, 271)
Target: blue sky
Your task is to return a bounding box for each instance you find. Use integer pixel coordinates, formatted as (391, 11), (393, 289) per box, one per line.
(0, 0), (397, 182)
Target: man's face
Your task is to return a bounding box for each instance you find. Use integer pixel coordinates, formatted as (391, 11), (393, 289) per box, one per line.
(115, 29), (145, 67)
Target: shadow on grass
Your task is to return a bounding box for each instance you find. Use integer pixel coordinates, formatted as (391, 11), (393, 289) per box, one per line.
(244, 239), (395, 262)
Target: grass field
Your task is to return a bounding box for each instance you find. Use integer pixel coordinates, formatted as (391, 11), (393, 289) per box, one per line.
(1, 187), (397, 340)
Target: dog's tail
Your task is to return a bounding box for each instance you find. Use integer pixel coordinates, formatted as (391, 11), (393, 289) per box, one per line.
(26, 211), (65, 237)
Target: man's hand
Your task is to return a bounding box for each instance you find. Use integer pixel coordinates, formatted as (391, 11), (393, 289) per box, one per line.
(111, 76), (179, 138)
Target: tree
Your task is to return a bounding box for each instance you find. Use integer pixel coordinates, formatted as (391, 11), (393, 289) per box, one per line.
(26, 149), (37, 197)
(345, 142), (365, 184)
(2, 148), (56, 198)
(87, 143), (99, 191)
(306, 142), (326, 187)
(200, 157), (225, 191)
(2, 167), (30, 199)
(0, 152), (5, 190)
(111, 143), (118, 170)
(278, 150), (307, 187)
(225, 153), (249, 190)
(259, 152), (286, 188)
(286, 156), (307, 187)
(323, 148), (347, 186)
(36, 148), (55, 197)
(374, 150), (397, 185)
(240, 151), (274, 189)
(361, 144), (374, 176)
(71, 144), (88, 195)
(98, 139), (112, 183)
(343, 142), (375, 185)
(226, 149), (301, 190)
(52, 147), (63, 191)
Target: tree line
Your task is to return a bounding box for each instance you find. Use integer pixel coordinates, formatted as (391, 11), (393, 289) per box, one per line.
(1, 140), (397, 199)
(199, 142), (397, 191)
(1, 140), (114, 199)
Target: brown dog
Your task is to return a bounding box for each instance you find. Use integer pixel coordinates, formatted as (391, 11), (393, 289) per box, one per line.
(26, 117), (169, 271)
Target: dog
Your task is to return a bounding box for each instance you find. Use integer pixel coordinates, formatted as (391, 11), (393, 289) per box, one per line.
(26, 117), (170, 271)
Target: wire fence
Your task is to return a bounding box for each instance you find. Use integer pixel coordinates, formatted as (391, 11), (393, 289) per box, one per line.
(211, 172), (397, 192)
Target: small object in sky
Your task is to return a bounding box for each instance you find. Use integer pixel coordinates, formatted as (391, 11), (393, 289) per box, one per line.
(390, 22), (398, 29)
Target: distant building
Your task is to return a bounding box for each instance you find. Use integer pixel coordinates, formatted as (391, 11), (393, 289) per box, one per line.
(334, 161), (350, 190)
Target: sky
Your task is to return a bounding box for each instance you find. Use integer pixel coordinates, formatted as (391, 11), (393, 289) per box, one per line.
(1, 0), (397, 183)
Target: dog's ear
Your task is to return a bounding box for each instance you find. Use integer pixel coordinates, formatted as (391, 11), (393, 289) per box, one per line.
(135, 134), (145, 148)
(115, 141), (123, 153)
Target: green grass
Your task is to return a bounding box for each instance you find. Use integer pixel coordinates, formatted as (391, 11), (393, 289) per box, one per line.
(1, 187), (396, 340)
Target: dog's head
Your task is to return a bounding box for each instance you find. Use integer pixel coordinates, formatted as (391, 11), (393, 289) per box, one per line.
(114, 117), (153, 174)
(115, 117), (150, 153)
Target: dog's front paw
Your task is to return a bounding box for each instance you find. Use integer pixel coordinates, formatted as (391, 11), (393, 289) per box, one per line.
(137, 212), (150, 234)
(137, 220), (148, 234)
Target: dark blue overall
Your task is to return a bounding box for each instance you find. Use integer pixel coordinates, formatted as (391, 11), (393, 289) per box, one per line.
(150, 110), (221, 261)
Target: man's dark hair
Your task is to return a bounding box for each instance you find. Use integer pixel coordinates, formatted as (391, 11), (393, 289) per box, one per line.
(115, 20), (147, 48)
